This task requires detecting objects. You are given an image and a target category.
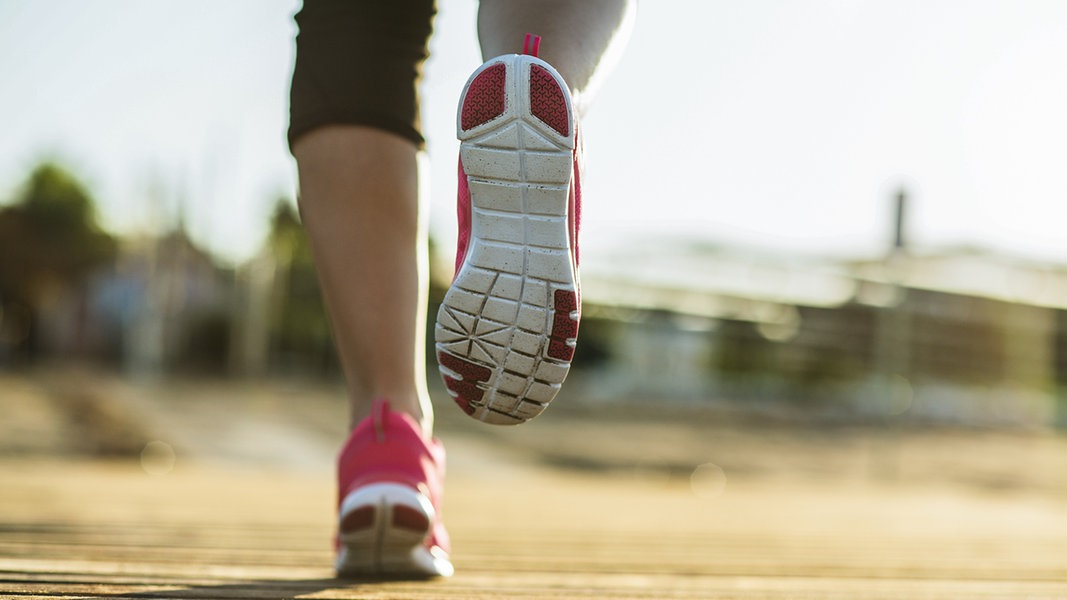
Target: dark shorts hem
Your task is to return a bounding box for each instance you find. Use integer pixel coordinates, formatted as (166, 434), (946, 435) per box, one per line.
(287, 0), (436, 154)
(288, 110), (425, 150)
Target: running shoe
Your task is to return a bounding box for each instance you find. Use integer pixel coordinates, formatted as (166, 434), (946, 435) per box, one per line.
(435, 35), (581, 425)
(335, 399), (453, 578)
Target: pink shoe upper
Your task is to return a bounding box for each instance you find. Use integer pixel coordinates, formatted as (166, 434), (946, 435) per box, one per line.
(337, 399), (449, 553)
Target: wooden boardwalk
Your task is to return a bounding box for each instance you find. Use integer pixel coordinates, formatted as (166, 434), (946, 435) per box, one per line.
(2, 371), (1066, 598)
(2, 456), (1066, 599)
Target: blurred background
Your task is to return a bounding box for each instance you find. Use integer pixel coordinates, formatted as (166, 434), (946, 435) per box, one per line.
(2, 0), (1067, 487)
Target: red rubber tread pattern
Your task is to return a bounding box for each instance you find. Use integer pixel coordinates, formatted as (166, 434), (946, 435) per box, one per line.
(529, 65), (569, 137)
(547, 289), (579, 361)
(339, 506), (376, 533)
(391, 505), (431, 532)
(461, 63), (507, 131)
(438, 351), (492, 414)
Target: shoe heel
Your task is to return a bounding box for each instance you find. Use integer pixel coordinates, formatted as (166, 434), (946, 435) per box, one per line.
(335, 483), (436, 576)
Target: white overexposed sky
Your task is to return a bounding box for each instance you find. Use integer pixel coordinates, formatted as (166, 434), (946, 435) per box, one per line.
(3, 1), (1067, 268)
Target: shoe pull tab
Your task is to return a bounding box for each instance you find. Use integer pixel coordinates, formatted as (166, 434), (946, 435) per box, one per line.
(523, 33), (541, 57)
(371, 399), (387, 443)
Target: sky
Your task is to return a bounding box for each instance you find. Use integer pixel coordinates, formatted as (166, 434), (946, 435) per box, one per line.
(3, 1), (1067, 269)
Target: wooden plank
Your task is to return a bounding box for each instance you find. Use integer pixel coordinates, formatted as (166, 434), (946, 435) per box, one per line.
(2, 370), (1065, 598)
(1, 458), (1065, 599)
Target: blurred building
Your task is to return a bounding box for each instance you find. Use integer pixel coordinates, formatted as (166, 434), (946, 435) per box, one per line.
(577, 242), (1067, 428)
(91, 229), (233, 374)
(6, 168), (1067, 429)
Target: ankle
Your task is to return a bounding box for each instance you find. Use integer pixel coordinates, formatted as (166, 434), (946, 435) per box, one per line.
(349, 394), (433, 437)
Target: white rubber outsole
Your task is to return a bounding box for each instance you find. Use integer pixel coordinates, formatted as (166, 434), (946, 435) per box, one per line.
(435, 54), (579, 426)
(335, 483), (453, 578)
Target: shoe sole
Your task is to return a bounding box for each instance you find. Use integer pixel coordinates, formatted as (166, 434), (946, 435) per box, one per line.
(435, 54), (578, 426)
(335, 483), (453, 578)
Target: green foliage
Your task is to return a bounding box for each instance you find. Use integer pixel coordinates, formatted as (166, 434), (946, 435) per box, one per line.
(20, 163), (101, 231)
(265, 198), (337, 373)
(0, 162), (117, 297)
(267, 198), (311, 265)
(0, 161), (118, 361)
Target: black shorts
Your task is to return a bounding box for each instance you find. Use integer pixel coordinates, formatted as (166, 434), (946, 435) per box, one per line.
(288, 0), (437, 150)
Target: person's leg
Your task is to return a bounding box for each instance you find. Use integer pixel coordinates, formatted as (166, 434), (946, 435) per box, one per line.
(292, 127), (432, 435)
(296, 130), (448, 574)
(289, 0), (451, 578)
(288, 0), (436, 435)
(477, 0), (636, 112)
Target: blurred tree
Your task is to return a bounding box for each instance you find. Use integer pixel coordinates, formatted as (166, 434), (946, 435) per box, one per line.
(265, 198), (336, 374)
(2, 163), (116, 274)
(0, 162), (117, 362)
(261, 198), (449, 375)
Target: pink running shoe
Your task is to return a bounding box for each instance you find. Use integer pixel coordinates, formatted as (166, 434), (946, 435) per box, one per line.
(435, 36), (581, 425)
(335, 400), (453, 578)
